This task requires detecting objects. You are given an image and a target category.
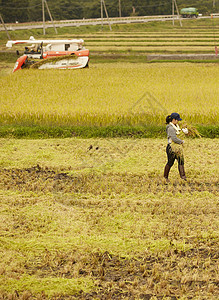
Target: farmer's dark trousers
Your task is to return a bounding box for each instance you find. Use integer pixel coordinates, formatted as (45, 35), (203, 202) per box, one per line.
(166, 144), (184, 167)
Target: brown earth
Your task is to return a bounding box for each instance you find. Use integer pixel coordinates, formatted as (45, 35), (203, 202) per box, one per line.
(0, 165), (218, 195)
(1, 247), (218, 299)
(0, 166), (218, 299)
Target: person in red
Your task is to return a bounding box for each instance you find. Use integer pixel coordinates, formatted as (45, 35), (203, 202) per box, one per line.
(164, 112), (188, 182)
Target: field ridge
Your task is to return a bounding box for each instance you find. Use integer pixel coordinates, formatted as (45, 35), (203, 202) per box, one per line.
(0, 125), (218, 139)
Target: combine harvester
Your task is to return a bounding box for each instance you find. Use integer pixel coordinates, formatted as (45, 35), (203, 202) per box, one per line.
(6, 36), (89, 73)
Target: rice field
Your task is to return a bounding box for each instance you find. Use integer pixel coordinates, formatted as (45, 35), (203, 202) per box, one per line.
(0, 19), (219, 299)
(83, 31), (219, 54)
(0, 137), (218, 299)
(65, 22), (219, 55)
(1, 18), (219, 56)
(0, 63), (218, 127)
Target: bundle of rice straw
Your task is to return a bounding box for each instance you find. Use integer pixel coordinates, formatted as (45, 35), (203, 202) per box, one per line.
(181, 123), (201, 138)
(171, 123), (201, 157)
(171, 142), (183, 157)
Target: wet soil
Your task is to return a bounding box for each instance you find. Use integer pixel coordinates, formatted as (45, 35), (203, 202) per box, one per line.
(0, 166), (218, 299)
(77, 247), (219, 299)
(3, 247), (218, 299)
(0, 165), (218, 195)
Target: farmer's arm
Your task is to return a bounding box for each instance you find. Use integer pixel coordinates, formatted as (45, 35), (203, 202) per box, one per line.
(168, 126), (183, 144)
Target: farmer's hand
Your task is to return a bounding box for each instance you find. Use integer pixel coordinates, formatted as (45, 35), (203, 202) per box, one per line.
(182, 128), (188, 134)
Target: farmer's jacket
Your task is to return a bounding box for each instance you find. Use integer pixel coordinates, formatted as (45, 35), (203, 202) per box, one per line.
(166, 124), (183, 145)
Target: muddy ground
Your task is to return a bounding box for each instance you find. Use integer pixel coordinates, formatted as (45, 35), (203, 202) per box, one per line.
(0, 165), (218, 195)
(1, 247), (218, 299)
(0, 166), (218, 299)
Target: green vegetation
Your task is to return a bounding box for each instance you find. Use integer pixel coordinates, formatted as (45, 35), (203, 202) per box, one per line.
(0, 124), (218, 139)
(0, 0), (217, 23)
(1, 18), (218, 70)
(0, 52), (18, 63)
(0, 138), (218, 298)
(1, 17), (218, 58)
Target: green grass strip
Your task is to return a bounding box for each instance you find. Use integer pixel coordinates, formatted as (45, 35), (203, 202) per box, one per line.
(0, 275), (93, 297)
(0, 125), (218, 139)
(197, 125), (219, 138)
(0, 52), (18, 63)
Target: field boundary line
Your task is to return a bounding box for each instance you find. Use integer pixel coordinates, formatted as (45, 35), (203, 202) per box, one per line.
(1, 15), (218, 31)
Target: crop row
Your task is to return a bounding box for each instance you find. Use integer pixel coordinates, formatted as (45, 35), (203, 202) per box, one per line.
(87, 42), (218, 46)
(83, 32), (218, 54)
(76, 29), (219, 54)
(89, 47), (216, 53)
(85, 39), (218, 42)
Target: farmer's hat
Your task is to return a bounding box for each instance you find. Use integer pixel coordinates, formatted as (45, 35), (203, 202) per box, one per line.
(171, 112), (182, 121)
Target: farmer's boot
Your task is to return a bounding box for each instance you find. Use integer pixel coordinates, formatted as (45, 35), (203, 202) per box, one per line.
(164, 164), (171, 183)
(178, 165), (187, 181)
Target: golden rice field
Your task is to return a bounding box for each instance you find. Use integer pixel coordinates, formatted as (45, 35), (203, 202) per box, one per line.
(0, 63), (218, 127)
(0, 19), (219, 299)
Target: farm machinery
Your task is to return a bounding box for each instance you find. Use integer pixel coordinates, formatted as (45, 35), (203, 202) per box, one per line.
(180, 7), (199, 18)
(6, 36), (89, 73)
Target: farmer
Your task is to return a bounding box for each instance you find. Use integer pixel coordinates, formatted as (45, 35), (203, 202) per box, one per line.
(164, 112), (188, 182)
